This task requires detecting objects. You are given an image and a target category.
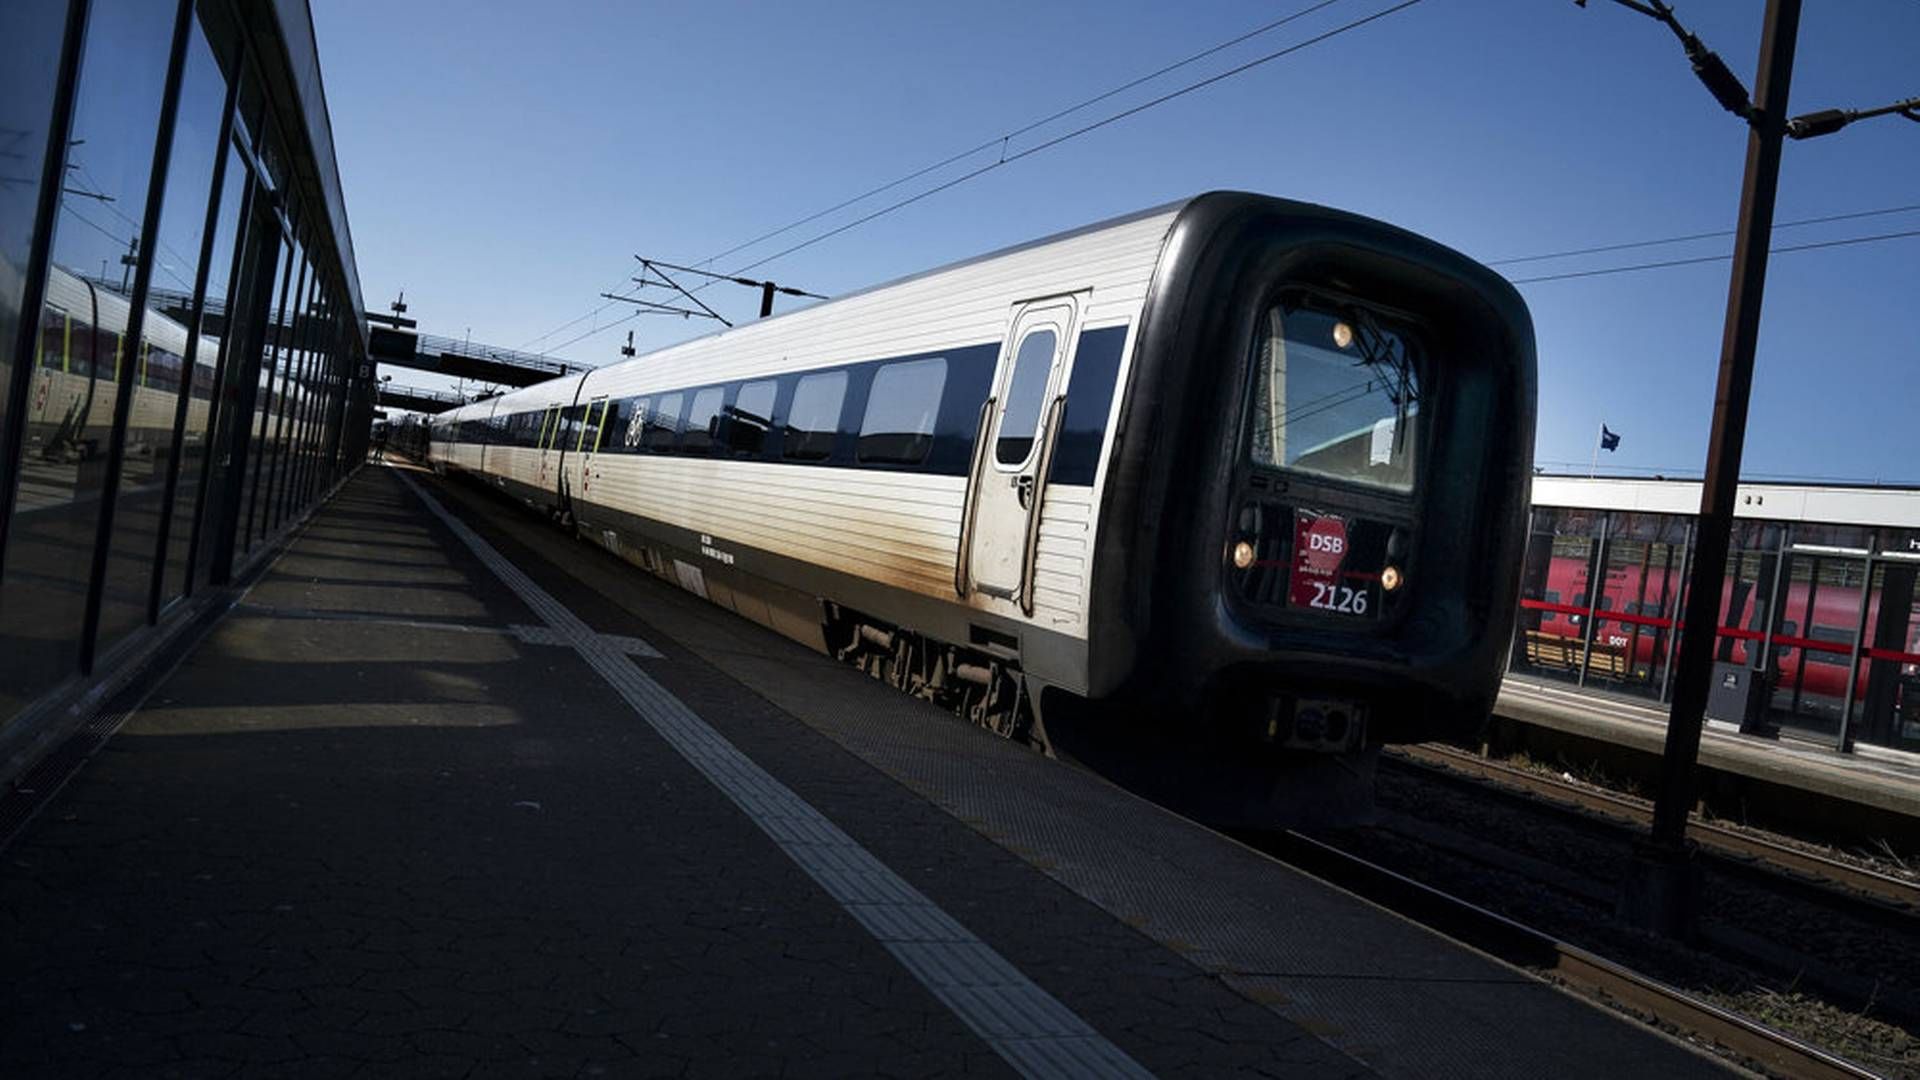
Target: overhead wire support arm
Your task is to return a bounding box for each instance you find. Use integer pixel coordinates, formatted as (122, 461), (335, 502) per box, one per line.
(1577, 0), (1753, 120)
(634, 254), (826, 319)
(633, 258), (733, 327)
(598, 291), (724, 324)
(1788, 94), (1920, 140)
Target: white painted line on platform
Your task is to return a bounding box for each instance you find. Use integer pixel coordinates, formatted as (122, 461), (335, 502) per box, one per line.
(396, 469), (1155, 1080)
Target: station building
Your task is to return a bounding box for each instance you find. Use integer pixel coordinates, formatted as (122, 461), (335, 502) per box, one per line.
(0, 0), (371, 763)
(1510, 475), (1920, 758)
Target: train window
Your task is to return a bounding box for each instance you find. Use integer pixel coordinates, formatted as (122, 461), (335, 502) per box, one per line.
(996, 329), (1056, 466)
(38, 306), (68, 369)
(784, 371), (846, 461)
(645, 391), (683, 450)
(578, 399), (607, 451)
(1806, 625), (1853, 666)
(1248, 297), (1422, 493)
(858, 358), (946, 466)
(1776, 620), (1797, 660)
(1050, 326), (1126, 485)
(728, 380), (777, 456)
(1544, 590), (1562, 606)
(681, 386), (725, 454)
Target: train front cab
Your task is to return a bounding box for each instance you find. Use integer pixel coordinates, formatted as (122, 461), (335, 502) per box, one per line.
(1076, 194), (1536, 824)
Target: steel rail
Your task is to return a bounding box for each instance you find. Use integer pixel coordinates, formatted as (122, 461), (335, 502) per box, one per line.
(1263, 830), (1881, 1080)
(1389, 743), (1919, 913)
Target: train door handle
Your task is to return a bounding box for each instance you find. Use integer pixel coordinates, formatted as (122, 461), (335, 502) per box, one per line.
(1015, 474), (1034, 510)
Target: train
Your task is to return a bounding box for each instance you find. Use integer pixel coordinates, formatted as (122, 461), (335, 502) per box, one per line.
(21, 266), (218, 474)
(427, 192), (1538, 824)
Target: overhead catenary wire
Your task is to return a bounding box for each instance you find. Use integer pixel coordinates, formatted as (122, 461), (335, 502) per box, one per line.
(1486, 202), (1920, 267)
(1512, 225), (1920, 282)
(727, 0), (1428, 279)
(518, 0), (1357, 354)
(698, 0), (1351, 270)
(539, 307), (645, 356)
(525, 0), (1906, 355)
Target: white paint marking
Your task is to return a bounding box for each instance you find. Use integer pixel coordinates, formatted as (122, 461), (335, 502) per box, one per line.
(396, 470), (1153, 1080)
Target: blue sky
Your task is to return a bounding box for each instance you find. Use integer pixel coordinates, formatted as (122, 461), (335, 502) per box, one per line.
(311, 1), (1920, 483)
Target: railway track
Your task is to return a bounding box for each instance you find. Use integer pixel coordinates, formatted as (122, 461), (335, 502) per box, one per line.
(1387, 742), (1919, 914)
(1260, 829), (1882, 1080)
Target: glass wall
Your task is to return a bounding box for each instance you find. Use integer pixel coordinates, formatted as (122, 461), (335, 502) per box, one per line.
(0, 0), (75, 542)
(160, 135), (246, 609)
(0, 0), (178, 716)
(0, 0), (369, 740)
(1764, 524), (1870, 740)
(1858, 534), (1920, 753)
(265, 251), (317, 531)
(195, 177), (280, 587)
(1585, 511), (1689, 701)
(95, 11), (232, 654)
(241, 232), (298, 556)
(1510, 505), (1920, 756)
(1510, 507), (1606, 687)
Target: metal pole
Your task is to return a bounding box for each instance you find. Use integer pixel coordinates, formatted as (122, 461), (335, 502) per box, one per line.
(1837, 544), (1874, 753)
(1623, 0), (1802, 938)
(1660, 518), (1692, 704)
(1576, 514), (1610, 687)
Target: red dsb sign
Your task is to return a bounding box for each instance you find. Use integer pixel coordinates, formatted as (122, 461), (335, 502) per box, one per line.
(1290, 512), (1364, 613)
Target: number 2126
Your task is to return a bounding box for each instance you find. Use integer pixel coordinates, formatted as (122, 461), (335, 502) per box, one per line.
(1308, 582), (1368, 615)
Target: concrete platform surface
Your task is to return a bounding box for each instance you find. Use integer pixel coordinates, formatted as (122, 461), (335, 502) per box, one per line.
(1497, 679), (1920, 822)
(0, 465), (1731, 1079)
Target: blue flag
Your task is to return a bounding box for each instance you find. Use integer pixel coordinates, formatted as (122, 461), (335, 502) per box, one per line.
(1600, 424), (1621, 452)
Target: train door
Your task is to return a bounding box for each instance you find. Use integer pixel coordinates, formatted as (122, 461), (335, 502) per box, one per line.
(961, 293), (1083, 613)
(475, 398), (502, 476)
(532, 400), (565, 496)
(571, 396), (609, 508)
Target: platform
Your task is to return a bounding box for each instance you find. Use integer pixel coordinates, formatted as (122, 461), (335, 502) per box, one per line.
(0, 464), (1731, 1078)
(1496, 679), (1920, 835)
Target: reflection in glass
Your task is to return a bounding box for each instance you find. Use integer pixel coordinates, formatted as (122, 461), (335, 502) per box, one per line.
(726, 379), (777, 456)
(97, 15), (231, 650)
(859, 357), (945, 465)
(0, 0), (176, 712)
(1248, 300), (1421, 493)
(0, 0), (72, 555)
(262, 263), (315, 529)
(681, 386), (723, 453)
(195, 186), (278, 589)
(163, 137), (246, 607)
(996, 330), (1055, 466)
(241, 235), (298, 552)
(644, 391), (683, 450)
(782, 372), (844, 461)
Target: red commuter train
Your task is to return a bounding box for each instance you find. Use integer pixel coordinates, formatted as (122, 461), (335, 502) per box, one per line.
(1519, 552), (1920, 710)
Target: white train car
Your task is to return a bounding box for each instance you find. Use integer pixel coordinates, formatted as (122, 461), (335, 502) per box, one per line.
(432, 192), (1538, 824)
(24, 265), (218, 467)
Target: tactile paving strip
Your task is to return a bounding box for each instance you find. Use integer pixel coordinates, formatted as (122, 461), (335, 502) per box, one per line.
(396, 469), (1152, 1080)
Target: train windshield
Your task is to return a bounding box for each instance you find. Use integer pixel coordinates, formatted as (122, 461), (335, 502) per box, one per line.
(1246, 296), (1422, 493)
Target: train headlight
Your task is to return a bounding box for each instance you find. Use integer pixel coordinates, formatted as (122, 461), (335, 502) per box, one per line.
(1331, 320), (1354, 349)
(1232, 540), (1256, 569)
(1381, 565), (1403, 591)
